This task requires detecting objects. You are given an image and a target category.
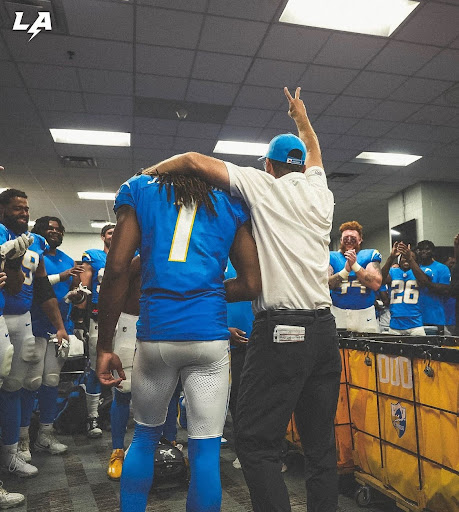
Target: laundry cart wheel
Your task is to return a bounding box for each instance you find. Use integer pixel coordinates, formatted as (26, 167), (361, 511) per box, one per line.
(354, 485), (372, 507)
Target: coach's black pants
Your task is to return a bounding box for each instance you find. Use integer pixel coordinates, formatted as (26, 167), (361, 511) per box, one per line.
(235, 310), (341, 512)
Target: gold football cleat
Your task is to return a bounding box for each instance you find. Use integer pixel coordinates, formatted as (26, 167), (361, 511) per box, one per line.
(107, 449), (124, 480)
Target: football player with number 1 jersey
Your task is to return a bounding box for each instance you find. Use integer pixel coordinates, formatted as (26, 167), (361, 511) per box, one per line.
(381, 242), (431, 335)
(329, 221), (382, 333)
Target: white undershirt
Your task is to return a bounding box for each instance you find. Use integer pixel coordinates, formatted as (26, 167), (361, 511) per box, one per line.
(225, 162), (334, 313)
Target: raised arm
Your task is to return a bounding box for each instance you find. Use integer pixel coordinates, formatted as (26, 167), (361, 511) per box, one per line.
(225, 221), (261, 302)
(381, 243), (400, 285)
(143, 152), (230, 191)
(397, 243), (430, 288)
(284, 87), (322, 169)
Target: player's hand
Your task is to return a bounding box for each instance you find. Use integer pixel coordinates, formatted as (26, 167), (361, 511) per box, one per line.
(96, 352), (126, 388)
(284, 87), (307, 122)
(454, 234), (459, 248)
(60, 265), (85, 281)
(229, 327), (249, 346)
(55, 328), (69, 347)
(0, 234), (34, 260)
(344, 249), (357, 267)
(390, 242), (401, 258)
(398, 242), (414, 262)
(0, 272), (6, 289)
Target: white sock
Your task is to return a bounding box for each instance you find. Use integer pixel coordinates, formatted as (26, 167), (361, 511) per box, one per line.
(19, 426), (29, 440)
(85, 393), (100, 418)
(39, 423), (53, 433)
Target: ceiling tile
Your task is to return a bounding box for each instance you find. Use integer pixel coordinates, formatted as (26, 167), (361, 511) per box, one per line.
(395, 2), (459, 46)
(268, 111), (300, 130)
(246, 59), (306, 88)
(207, 0), (282, 22)
(258, 24), (329, 62)
(384, 123), (459, 143)
(234, 85), (285, 109)
(365, 100), (422, 121)
(389, 77), (453, 103)
(322, 148), (359, 161)
(406, 105), (457, 125)
(199, 16), (268, 56)
(173, 137), (215, 154)
(136, 7), (203, 48)
(186, 80), (240, 105)
(313, 116), (359, 134)
(367, 41), (440, 75)
(344, 72), (407, 99)
(416, 49), (459, 81)
(348, 119), (396, 137)
(314, 33), (386, 69)
(78, 69), (133, 95)
(368, 138), (442, 156)
(135, 74), (188, 100)
(138, 0), (207, 12)
(192, 52), (252, 84)
(299, 65), (359, 95)
(18, 63), (80, 91)
(324, 96), (381, 117)
(333, 134), (375, 150)
(0, 61), (23, 87)
(132, 133), (174, 149)
(134, 117), (179, 135)
(84, 94), (133, 116)
(62, 0), (133, 41)
(30, 89), (86, 112)
(176, 122), (222, 139)
(226, 107), (274, 127)
(218, 125), (262, 141)
(136, 45), (195, 77)
(0, 37), (9, 60)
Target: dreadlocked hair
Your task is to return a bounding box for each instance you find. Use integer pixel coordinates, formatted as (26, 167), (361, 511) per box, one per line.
(157, 174), (217, 216)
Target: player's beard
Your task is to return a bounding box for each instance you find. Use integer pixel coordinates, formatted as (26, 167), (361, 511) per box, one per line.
(3, 213), (28, 235)
(340, 242), (361, 253)
(104, 239), (111, 251)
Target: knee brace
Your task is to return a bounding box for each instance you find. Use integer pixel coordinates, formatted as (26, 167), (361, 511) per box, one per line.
(24, 375), (42, 391)
(20, 336), (39, 363)
(0, 344), (14, 379)
(43, 373), (60, 388)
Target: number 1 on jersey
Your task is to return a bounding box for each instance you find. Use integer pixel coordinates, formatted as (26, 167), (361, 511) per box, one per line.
(169, 204), (198, 262)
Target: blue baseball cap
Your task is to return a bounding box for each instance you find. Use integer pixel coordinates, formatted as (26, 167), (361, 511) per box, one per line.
(260, 133), (306, 165)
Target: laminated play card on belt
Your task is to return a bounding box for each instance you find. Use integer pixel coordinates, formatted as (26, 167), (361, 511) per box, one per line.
(273, 325), (305, 343)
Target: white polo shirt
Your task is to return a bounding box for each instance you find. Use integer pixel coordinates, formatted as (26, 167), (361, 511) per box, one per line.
(225, 162), (334, 314)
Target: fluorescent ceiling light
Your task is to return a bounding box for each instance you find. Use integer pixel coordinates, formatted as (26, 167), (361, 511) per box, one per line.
(355, 152), (422, 166)
(50, 129), (131, 147)
(78, 192), (116, 200)
(90, 221), (111, 229)
(391, 229), (401, 236)
(214, 141), (268, 156)
(279, 0), (419, 37)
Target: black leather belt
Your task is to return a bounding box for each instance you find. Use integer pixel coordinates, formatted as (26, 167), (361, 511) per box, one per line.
(255, 308), (331, 321)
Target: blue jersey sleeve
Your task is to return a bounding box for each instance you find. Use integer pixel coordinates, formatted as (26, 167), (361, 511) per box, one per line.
(114, 178), (136, 212)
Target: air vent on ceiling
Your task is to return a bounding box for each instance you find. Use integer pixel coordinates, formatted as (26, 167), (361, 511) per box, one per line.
(4, 0), (67, 34)
(61, 156), (97, 168)
(327, 172), (358, 182)
(135, 97), (231, 124)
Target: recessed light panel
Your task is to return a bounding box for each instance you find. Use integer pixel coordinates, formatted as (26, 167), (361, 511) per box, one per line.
(50, 129), (131, 147)
(279, 0), (420, 37)
(214, 141), (268, 156)
(355, 152), (422, 166)
(78, 192), (116, 200)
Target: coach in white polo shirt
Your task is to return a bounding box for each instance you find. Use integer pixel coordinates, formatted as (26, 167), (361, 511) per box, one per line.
(142, 87), (341, 512)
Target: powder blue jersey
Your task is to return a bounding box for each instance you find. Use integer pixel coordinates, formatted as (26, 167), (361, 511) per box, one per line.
(419, 261), (451, 325)
(329, 248), (382, 310)
(0, 225), (10, 316)
(388, 267), (429, 330)
(114, 174), (249, 341)
(2, 227), (47, 315)
(82, 249), (107, 306)
(225, 259), (254, 348)
(31, 249), (75, 337)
